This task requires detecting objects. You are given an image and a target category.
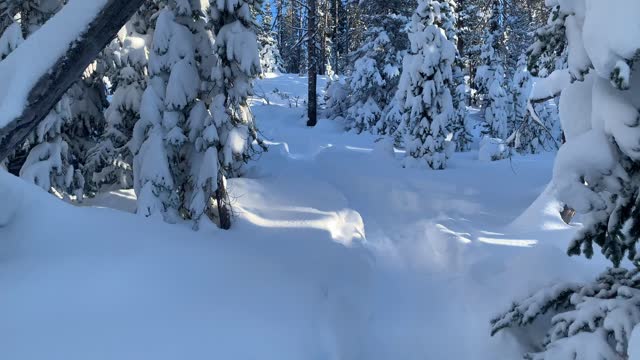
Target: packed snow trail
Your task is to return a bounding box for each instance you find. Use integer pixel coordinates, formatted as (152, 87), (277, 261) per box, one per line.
(1, 73), (611, 360)
(249, 74), (611, 359)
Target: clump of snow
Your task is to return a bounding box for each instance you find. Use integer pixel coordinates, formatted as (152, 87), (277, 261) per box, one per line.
(478, 136), (509, 161)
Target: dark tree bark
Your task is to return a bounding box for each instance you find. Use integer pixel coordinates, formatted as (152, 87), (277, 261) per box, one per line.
(307, 0), (318, 127)
(0, 0), (145, 161)
(216, 174), (232, 230)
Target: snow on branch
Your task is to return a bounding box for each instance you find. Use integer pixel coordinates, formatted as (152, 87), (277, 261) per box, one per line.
(0, 0), (145, 160)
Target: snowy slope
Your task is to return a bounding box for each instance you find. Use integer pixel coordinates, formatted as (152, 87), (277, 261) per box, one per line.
(1, 73), (608, 359)
(0, 168), (372, 360)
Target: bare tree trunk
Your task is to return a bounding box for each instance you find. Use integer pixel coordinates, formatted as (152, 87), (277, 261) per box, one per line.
(457, 0), (465, 56)
(216, 173), (232, 230)
(0, 0), (145, 161)
(332, 0), (339, 74)
(307, 0), (318, 127)
(319, 1), (328, 76)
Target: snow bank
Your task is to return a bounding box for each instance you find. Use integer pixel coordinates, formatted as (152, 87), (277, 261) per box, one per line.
(0, 0), (107, 129)
(630, 325), (640, 360)
(0, 168), (372, 360)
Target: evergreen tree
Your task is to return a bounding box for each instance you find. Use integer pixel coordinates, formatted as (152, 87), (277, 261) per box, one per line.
(66, 62), (109, 190)
(0, 0), (86, 200)
(329, 0), (348, 74)
(439, 0), (471, 152)
(343, 22), (403, 134)
(456, 0), (487, 102)
(209, 0), (265, 227)
(510, 54), (559, 154)
(396, 0), (456, 170)
(452, 80), (472, 152)
(526, 4), (569, 78)
(511, 55), (536, 153)
(132, 2), (223, 228)
(281, 0), (303, 73)
(258, 0), (284, 74)
(474, 0), (509, 140)
(493, 1), (640, 358)
(328, 0), (410, 134)
(86, 14), (153, 191)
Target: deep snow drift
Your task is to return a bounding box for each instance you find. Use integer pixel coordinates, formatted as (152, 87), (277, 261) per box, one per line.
(1, 73), (609, 359)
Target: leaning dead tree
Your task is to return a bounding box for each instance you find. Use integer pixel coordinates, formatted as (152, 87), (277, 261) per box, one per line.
(0, 0), (145, 161)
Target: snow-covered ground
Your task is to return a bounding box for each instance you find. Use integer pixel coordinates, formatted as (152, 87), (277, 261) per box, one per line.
(1, 73), (608, 359)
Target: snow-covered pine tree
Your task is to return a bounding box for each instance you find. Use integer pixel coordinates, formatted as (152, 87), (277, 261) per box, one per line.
(503, 0), (546, 75)
(86, 15), (152, 192)
(338, 0), (410, 135)
(395, 0), (456, 170)
(492, 1), (640, 358)
(207, 0), (265, 228)
(456, 0), (487, 103)
(210, 0), (264, 178)
(258, 0), (283, 74)
(474, 0), (510, 140)
(526, 4), (569, 78)
(66, 62), (109, 190)
(0, 0), (87, 200)
(343, 27), (396, 134)
(438, 0), (472, 152)
(452, 80), (472, 152)
(324, 75), (350, 121)
(511, 54), (561, 155)
(511, 54), (537, 153)
(132, 3), (215, 225)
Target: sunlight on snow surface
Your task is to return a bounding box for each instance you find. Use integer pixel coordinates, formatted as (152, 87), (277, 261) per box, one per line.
(0, 73), (609, 360)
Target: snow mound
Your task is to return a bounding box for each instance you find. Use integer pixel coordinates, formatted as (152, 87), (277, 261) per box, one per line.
(0, 169), (372, 360)
(478, 136), (509, 161)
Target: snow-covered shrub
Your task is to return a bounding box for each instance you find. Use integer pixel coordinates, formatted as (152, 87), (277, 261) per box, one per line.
(395, 0), (456, 170)
(451, 82), (473, 152)
(324, 76), (350, 119)
(478, 136), (509, 162)
(484, 73), (510, 140)
(492, 0), (640, 358)
(18, 98), (84, 200)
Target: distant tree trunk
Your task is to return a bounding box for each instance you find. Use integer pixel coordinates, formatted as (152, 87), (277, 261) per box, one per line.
(457, 0), (465, 56)
(319, 1), (328, 76)
(307, 0), (318, 127)
(331, 0), (340, 74)
(0, 0), (145, 161)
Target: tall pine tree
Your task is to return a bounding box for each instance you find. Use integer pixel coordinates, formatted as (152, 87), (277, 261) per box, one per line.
(396, 0), (456, 170)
